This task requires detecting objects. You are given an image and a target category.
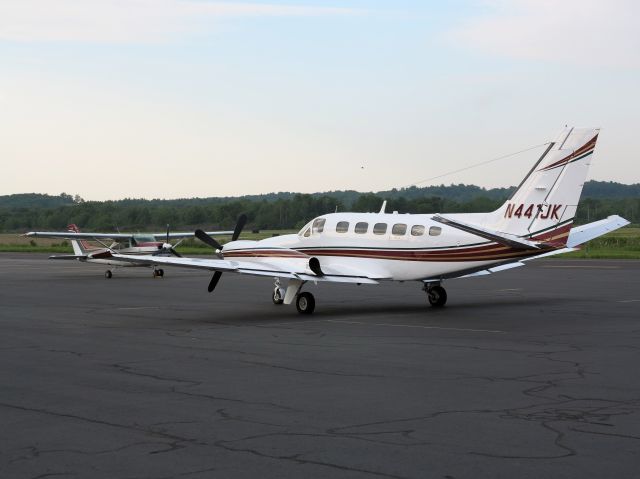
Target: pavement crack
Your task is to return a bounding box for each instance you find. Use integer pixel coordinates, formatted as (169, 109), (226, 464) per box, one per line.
(111, 363), (202, 386)
(238, 359), (385, 378)
(214, 435), (410, 479)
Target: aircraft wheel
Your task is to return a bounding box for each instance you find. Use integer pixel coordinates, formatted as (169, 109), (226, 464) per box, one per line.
(427, 286), (447, 308)
(296, 292), (315, 315)
(158, 269), (164, 277)
(105, 270), (112, 279)
(152, 269), (159, 278)
(272, 287), (285, 305)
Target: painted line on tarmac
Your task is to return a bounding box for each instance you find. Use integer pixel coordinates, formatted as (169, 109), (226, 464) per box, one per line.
(117, 306), (160, 310)
(325, 319), (505, 334)
(541, 265), (620, 269)
(618, 299), (640, 303)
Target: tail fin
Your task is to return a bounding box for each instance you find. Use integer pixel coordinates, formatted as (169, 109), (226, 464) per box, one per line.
(488, 127), (599, 245)
(67, 224), (92, 255)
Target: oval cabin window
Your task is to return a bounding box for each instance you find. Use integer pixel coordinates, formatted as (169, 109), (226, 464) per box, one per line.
(373, 223), (387, 235)
(411, 225), (425, 236)
(336, 221), (349, 233)
(429, 226), (442, 236)
(355, 222), (369, 234)
(392, 223), (407, 235)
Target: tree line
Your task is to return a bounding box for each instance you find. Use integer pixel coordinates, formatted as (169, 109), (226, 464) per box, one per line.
(1, 192), (638, 232)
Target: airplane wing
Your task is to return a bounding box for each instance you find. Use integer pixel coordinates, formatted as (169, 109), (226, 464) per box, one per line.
(25, 230), (234, 241)
(154, 231), (234, 240)
(108, 252), (381, 284)
(24, 231), (133, 240)
(431, 214), (541, 250)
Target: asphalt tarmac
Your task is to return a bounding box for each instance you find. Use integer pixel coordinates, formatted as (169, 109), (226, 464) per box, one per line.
(0, 253), (639, 478)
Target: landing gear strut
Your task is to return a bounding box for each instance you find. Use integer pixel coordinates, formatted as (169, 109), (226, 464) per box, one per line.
(424, 282), (447, 308)
(272, 278), (285, 305)
(105, 270), (112, 279)
(274, 278), (316, 314)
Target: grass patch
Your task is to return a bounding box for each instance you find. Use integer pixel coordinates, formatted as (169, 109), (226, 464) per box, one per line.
(558, 228), (640, 259)
(0, 244), (73, 253)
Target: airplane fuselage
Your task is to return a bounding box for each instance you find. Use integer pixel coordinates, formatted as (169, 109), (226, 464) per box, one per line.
(221, 212), (568, 281)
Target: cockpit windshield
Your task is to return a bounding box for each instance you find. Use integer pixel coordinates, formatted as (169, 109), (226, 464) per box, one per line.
(312, 218), (325, 234)
(298, 217), (326, 237)
(133, 234), (157, 243)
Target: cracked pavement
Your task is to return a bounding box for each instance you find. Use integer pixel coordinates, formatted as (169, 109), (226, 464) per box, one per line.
(0, 254), (639, 478)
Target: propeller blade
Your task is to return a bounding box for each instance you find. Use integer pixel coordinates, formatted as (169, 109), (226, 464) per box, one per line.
(232, 214), (247, 242)
(166, 224), (170, 244)
(208, 271), (223, 292)
(169, 247), (182, 258)
(195, 229), (223, 250)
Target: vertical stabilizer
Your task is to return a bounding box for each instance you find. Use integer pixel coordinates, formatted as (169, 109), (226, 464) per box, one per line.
(488, 127), (599, 245)
(67, 224), (94, 255)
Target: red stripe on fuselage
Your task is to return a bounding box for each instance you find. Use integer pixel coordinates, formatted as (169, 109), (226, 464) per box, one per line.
(223, 223), (572, 263)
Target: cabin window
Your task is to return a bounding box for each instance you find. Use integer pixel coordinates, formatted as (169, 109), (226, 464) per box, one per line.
(411, 225), (425, 236)
(355, 222), (369, 234)
(312, 218), (326, 234)
(336, 221), (349, 233)
(392, 223), (407, 235)
(303, 228), (311, 237)
(429, 226), (442, 236)
(373, 223), (387, 235)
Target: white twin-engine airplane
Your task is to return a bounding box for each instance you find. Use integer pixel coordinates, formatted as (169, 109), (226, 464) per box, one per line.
(106, 127), (628, 314)
(24, 224), (232, 278)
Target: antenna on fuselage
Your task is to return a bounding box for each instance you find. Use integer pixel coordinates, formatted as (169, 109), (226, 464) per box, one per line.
(379, 200), (387, 214)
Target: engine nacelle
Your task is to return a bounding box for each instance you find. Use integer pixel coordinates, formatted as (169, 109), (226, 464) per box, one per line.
(308, 257), (324, 276)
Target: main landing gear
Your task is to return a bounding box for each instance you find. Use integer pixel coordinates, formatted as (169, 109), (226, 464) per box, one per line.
(153, 268), (164, 278)
(272, 278), (316, 314)
(295, 292), (315, 315)
(424, 282), (447, 308)
(105, 270), (112, 279)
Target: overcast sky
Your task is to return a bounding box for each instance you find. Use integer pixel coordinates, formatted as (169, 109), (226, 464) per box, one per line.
(1, 0), (639, 200)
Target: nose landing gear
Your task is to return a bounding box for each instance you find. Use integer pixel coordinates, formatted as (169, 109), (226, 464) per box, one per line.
(153, 268), (164, 278)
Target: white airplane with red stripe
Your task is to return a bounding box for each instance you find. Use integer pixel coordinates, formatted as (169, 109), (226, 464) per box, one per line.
(108, 127), (628, 313)
(24, 224), (232, 278)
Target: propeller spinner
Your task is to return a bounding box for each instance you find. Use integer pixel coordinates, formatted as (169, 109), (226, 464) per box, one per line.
(160, 224), (182, 257)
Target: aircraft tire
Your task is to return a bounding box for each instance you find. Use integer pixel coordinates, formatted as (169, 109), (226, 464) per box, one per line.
(296, 292), (315, 314)
(158, 269), (164, 277)
(427, 286), (447, 307)
(272, 287), (285, 305)
(105, 270), (112, 279)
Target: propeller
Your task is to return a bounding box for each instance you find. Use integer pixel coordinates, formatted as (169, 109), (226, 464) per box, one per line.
(195, 214), (247, 292)
(158, 224), (182, 257)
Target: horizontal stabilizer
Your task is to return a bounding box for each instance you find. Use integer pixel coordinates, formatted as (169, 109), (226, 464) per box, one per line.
(566, 215), (629, 247)
(432, 214), (541, 250)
